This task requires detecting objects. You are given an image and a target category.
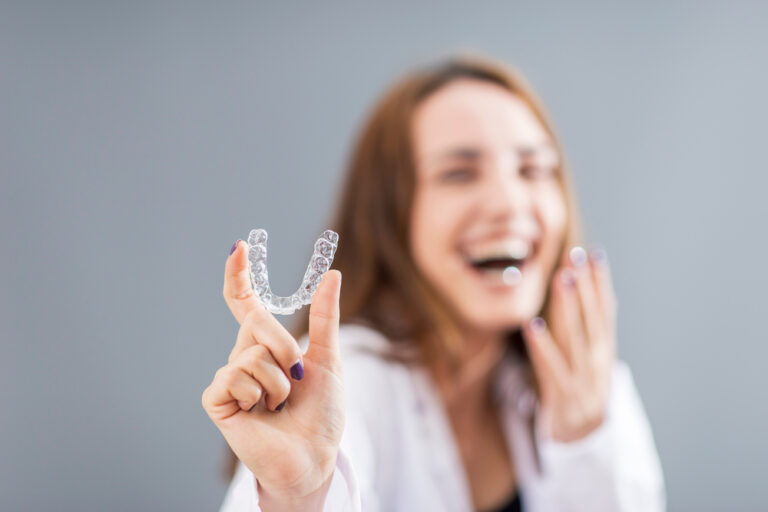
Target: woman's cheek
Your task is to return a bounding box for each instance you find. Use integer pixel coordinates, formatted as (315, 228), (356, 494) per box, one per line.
(411, 191), (456, 283)
(539, 188), (567, 241)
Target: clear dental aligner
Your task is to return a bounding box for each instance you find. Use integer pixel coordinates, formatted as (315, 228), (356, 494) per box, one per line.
(247, 228), (339, 315)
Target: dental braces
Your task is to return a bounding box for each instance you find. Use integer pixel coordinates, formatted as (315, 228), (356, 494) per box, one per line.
(247, 228), (339, 315)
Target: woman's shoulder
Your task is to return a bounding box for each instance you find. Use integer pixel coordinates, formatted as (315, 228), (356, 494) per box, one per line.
(608, 358), (655, 425)
(335, 322), (419, 404)
(610, 358), (641, 399)
(337, 322), (420, 367)
(337, 322), (393, 353)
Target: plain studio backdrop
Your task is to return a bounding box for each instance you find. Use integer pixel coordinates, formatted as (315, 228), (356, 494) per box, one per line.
(1, 1), (766, 510)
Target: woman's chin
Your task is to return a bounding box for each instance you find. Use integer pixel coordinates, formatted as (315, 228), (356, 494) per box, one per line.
(457, 296), (540, 335)
(441, 265), (545, 334)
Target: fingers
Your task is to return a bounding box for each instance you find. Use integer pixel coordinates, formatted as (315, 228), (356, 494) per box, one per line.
(229, 306), (305, 382)
(231, 344), (292, 411)
(224, 240), (261, 325)
(203, 343), (293, 421)
(588, 248), (617, 337)
(567, 246), (605, 345)
(522, 317), (569, 400)
(306, 270), (342, 369)
(587, 249), (618, 364)
(549, 267), (587, 371)
(203, 364), (264, 419)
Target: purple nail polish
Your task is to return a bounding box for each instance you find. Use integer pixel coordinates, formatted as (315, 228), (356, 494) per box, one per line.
(290, 361), (304, 381)
(589, 247), (607, 264)
(276, 400), (286, 411)
(561, 269), (575, 287)
(230, 240), (240, 255)
(531, 316), (546, 333)
(569, 246), (588, 267)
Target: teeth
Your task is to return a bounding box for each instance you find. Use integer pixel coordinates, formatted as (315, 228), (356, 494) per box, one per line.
(467, 239), (530, 263)
(472, 263), (524, 287)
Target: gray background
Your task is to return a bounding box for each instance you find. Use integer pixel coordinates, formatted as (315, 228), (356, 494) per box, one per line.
(2, 1), (766, 510)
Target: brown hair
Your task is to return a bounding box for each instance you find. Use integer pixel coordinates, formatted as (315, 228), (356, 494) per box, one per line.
(224, 52), (585, 479)
(294, 52), (584, 363)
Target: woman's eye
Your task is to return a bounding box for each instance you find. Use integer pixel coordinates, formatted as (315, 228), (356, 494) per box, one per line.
(439, 168), (477, 183)
(520, 165), (555, 180)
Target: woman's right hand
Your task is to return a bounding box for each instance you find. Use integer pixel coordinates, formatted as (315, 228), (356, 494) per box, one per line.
(202, 240), (345, 510)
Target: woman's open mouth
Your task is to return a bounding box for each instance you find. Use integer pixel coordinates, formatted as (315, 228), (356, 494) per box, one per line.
(462, 239), (536, 287)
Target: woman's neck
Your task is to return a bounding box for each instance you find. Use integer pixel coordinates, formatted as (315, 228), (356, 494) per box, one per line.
(431, 330), (508, 421)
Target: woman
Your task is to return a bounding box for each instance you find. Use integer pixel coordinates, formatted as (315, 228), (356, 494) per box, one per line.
(202, 55), (666, 511)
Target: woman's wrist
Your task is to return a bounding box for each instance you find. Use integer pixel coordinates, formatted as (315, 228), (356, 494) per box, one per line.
(256, 471), (334, 512)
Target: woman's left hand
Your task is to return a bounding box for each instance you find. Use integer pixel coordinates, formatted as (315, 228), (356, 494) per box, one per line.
(522, 246), (618, 443)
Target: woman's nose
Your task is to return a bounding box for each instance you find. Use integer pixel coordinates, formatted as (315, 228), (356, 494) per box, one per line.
(481, 159), (532, 219)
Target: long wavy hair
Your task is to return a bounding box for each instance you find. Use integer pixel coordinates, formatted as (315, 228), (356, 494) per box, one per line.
(294, 54), (584, 362)
(224, 53), (585, 479)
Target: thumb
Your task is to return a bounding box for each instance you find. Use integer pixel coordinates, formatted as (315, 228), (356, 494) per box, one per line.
(305, 270), (342, 369)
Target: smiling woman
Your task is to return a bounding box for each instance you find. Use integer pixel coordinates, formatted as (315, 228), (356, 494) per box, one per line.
(294, 57), (584, 367)
(410, 78), (568, 343)
(204, 54), (666, 511)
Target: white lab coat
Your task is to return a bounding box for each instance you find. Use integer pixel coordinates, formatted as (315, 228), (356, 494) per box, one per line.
(220, 324), (666, 511)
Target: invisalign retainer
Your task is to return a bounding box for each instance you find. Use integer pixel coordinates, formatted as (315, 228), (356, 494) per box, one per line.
(246, 228), (339, 315)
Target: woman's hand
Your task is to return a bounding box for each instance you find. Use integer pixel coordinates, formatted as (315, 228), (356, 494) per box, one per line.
(202, 241), (345, 510)
(522, 246), (617, 443)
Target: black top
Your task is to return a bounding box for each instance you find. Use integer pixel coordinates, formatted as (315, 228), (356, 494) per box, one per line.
(484, 490), (522, 512)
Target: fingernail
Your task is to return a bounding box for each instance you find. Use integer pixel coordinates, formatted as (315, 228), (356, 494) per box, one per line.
(230, 240), (241, 255)
(276, 400), (286, 411)
(589, 247), (607, 264)
(569, 246), (588, 267)
(561, 268), (575, 287)
(530, 316), (546, 333)
(290, 360), (304, 381)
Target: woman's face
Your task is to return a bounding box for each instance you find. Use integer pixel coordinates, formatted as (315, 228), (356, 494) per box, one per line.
(410, 79), (567, 337)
